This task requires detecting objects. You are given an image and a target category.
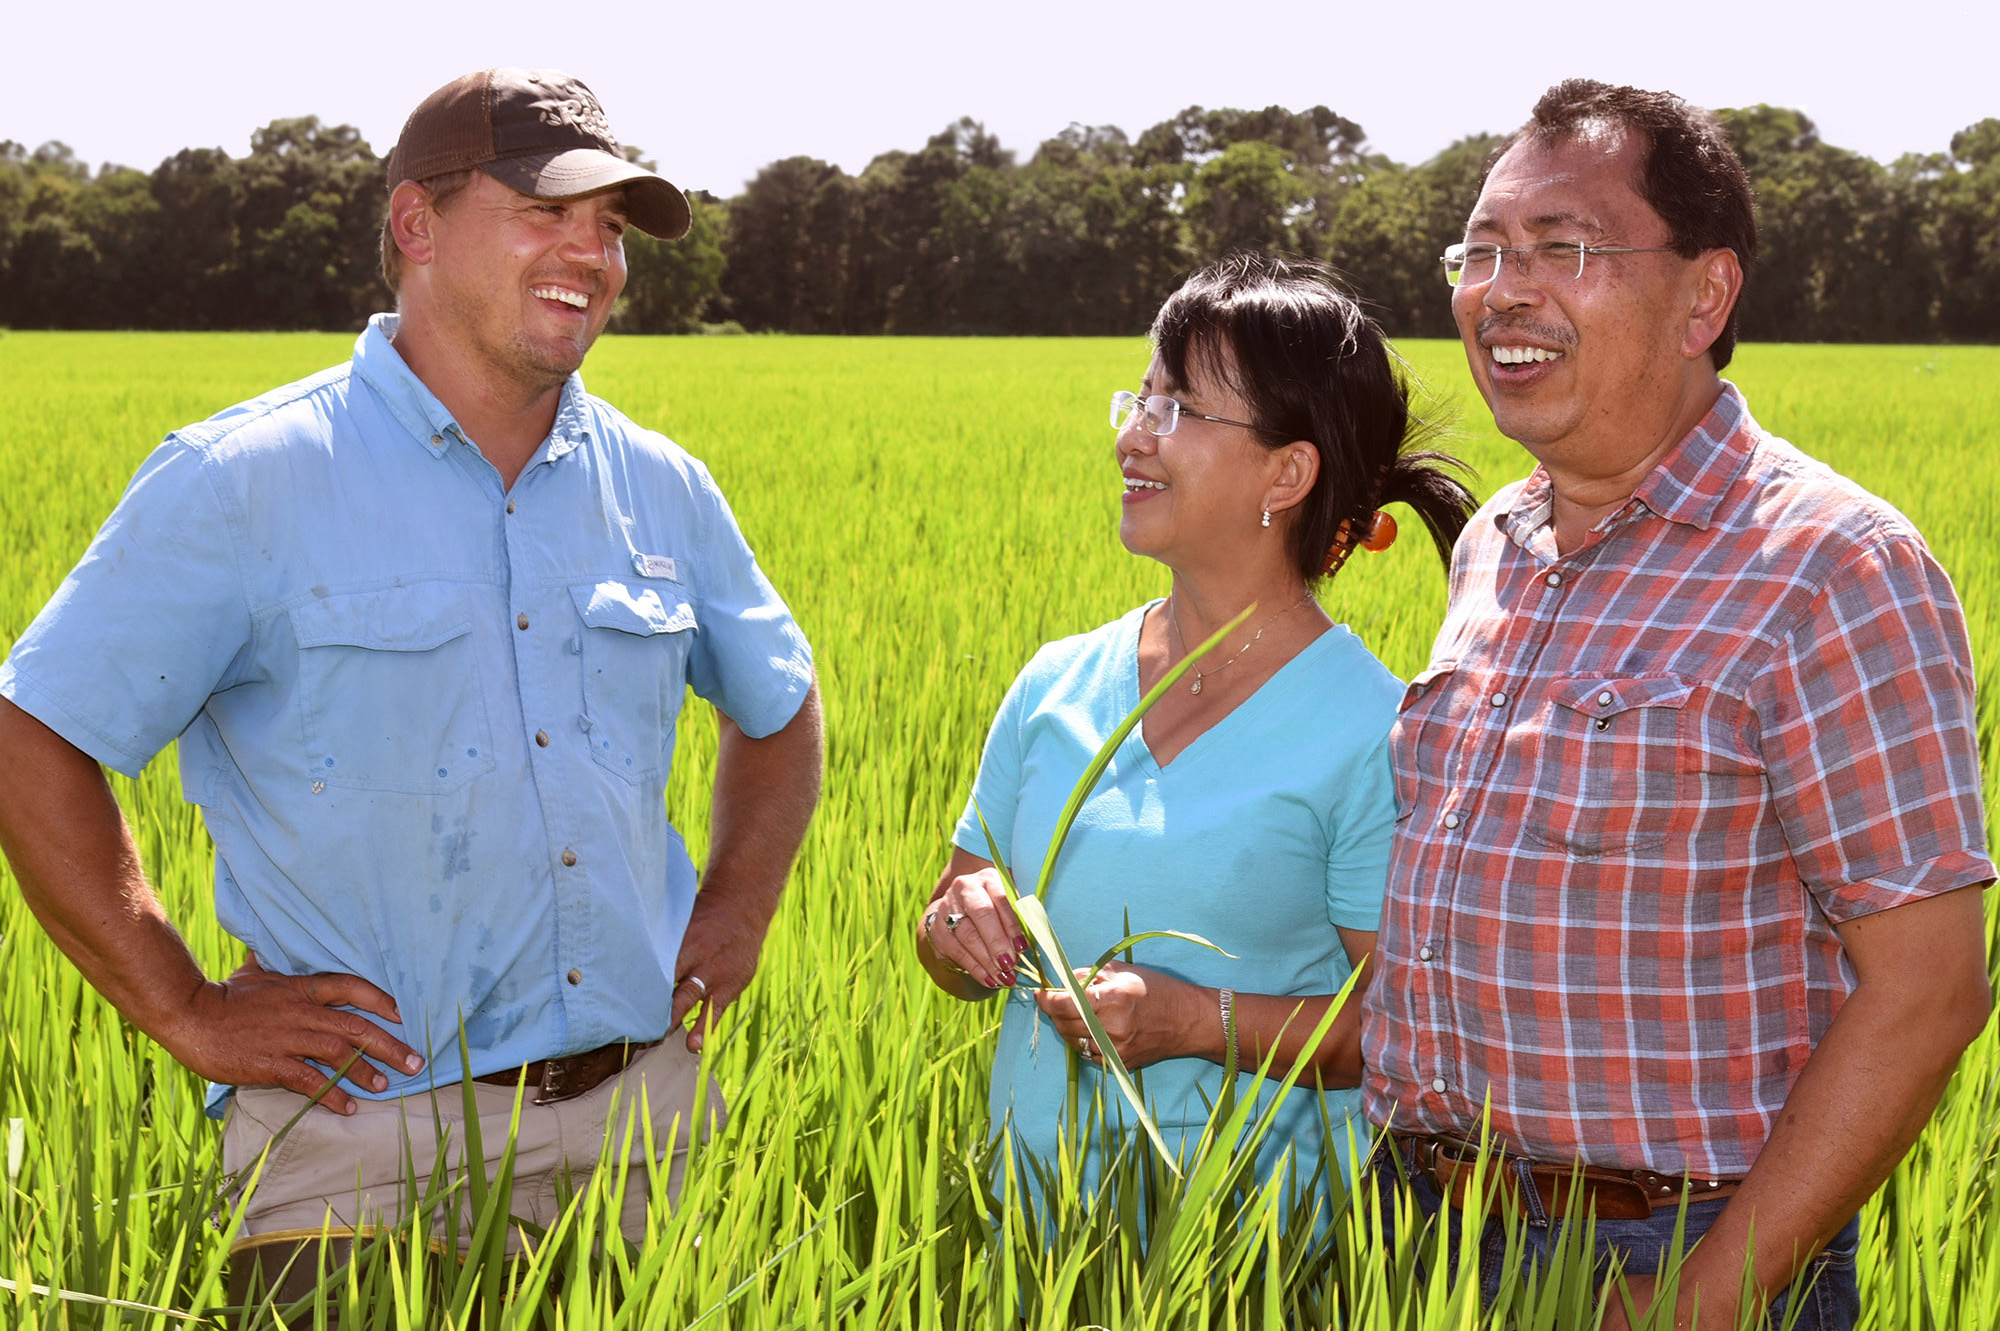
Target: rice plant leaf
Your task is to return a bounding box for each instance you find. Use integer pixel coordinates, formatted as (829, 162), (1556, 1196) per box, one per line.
(0, 1277), (209, 1323)
(969, 804), (1047, 988)
(1087, 929), (1237, 980)
(1034, 603), (1257, 903)
(966, 605), (1258, 1176)
(1012, 893), (1183, 1177)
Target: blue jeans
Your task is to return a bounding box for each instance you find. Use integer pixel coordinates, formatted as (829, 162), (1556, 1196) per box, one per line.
(1370, 1153), (1861, 1330)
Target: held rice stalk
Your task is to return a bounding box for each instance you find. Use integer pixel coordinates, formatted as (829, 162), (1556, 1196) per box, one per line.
(972, 604), (1256, 1177)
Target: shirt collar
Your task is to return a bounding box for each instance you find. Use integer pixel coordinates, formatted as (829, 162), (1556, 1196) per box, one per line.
(351, 312), (593, 462)
(1497, 380), (1757, 542)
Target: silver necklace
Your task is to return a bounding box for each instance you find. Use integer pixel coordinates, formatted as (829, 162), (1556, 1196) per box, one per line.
(1168, 590), (1316, 696)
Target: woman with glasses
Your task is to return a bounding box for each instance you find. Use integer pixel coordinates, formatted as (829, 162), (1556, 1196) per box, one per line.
(914, 253), (1476, 1229)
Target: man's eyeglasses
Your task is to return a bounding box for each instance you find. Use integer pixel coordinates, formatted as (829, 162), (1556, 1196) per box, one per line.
(1110, 390), (1258, 436)
(1441, 240), (1678, 288)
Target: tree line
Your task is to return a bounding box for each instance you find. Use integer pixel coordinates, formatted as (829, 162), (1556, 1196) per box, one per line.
(3, 104), (1997, 341)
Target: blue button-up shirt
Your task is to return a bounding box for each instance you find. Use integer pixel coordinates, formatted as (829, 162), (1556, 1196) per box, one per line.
(0, 316), (813, 1102)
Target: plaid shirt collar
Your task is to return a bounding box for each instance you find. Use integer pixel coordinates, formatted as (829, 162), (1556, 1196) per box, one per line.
(1498, 381), (1758, 550)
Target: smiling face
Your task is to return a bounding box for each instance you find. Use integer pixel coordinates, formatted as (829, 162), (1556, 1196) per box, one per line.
(421, 170), (629, 392)
(1455, 131), (1715, 477)
(1117, 345), (1283, 572)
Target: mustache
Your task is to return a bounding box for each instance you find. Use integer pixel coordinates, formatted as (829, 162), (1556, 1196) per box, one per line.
(1476, 315), (1575, 350)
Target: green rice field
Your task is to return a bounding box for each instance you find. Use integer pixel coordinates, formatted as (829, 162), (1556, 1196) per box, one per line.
(0, 331), (1995, 1328)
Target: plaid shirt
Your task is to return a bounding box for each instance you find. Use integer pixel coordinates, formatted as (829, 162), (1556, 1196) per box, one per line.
(1360, 383), (1994, 1178)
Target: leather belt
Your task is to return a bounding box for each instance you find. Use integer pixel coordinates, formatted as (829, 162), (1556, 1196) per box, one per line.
(474, 1038), (661, 1106)
(1393, 1132), (1740, 1223)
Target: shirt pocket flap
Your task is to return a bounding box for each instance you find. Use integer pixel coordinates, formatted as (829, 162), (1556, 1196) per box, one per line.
(1399, 661), (1457, 713)
(1550, 673), (1692, 719)
(290, 584), (473, 651)
(572, 580), (696, 636)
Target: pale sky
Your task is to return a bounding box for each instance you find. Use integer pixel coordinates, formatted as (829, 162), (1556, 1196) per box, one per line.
(13, 0), (1995, 196)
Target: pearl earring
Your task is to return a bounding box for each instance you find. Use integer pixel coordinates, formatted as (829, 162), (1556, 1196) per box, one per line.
(1260, 509), (1271, 529)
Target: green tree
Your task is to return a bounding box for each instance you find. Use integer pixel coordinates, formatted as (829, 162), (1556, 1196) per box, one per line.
(615, 190), (727, 333)
(0, 142), (95, 327)
(720, 156), (859, 332)
(1325, 134), (1501, 337)
(1185, 140), (1310, 259)
(234, 117), (385, 329)
(1937, 119), (2000, 340)
(143, 148), (246, 329)
(1722, 105), (1935, 342)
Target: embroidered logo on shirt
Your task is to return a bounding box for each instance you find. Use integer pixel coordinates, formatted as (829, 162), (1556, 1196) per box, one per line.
(632, 553), (678, 581)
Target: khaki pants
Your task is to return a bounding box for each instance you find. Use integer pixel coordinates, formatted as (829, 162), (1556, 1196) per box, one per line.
(220, 1039), (721, 1262)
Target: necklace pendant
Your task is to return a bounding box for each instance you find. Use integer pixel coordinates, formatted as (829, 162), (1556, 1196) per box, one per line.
(1189, 677), (1204, 696)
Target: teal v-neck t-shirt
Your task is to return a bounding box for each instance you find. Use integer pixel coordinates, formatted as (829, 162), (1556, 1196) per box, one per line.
(953, 601), (1402, 1215)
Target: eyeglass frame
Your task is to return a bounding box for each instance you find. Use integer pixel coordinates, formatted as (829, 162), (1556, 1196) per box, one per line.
(1110, 389), (1260, 436)
(1440, 240), (1679, 288)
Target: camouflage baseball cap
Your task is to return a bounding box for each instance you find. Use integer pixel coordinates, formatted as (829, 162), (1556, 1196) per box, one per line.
(386, 68), (690, 240)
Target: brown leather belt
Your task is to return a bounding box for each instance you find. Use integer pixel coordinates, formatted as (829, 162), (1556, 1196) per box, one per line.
(1393, 1132), (1740, 1223)
(474, 1038), (660, 1106)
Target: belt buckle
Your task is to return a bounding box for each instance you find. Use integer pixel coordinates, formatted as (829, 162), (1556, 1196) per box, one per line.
(534, 1054), (578, 1106)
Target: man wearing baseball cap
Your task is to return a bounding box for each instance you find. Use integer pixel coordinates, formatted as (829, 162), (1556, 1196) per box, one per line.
(0, 68), (822, 1302)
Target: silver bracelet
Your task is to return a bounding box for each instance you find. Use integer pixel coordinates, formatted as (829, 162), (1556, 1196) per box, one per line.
(1219, 986), (1237, 1072)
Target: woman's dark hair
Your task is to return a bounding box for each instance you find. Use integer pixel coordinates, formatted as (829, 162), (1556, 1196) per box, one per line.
(1150, 252), (1476, 585)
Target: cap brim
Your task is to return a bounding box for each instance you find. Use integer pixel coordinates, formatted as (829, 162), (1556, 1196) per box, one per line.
(481, 148), (692, 240)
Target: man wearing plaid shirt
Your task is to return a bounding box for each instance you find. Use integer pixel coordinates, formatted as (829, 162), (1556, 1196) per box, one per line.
(1360, 81), (1994, 1330)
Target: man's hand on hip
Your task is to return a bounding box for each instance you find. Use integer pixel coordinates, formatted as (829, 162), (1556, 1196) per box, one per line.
(169, 954), (425, 1116)
(0, 700), (420, 1116)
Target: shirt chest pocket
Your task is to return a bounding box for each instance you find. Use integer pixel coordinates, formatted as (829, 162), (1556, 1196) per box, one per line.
(290, 583), (497, 794)
(1523, 674), (1693, 858)
(572, 579), (697, 784)
(1391, 662), (1466, 821)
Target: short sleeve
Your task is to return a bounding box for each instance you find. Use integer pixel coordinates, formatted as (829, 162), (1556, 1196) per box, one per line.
(682, 462), (814, 738)
(1324, 730), (1396, 931)
(951, 664), (1033, 867)
(1750, 533), (1995, 920)
(0, 438), (254, 777)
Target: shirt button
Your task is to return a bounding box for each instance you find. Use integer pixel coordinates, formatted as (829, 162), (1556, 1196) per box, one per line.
(1431, 1077), (1448, 1094)
(535, 730), (550, 747)
(1490, 691), (1507, 708)
(1442, 812), (1461, 830)
(430, 434), (443, 447)
(561, 850), (577, 867)
(1545, 572), (1562, 588)
(566, 968), (582, 986)
(506, 498), (517, 514)
(1418, 945), (1435, 961)
(517, 612), (530, 631)
(1597, 690), (1614, 706)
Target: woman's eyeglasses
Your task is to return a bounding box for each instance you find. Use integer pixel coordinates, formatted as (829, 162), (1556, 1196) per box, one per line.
(1110, 390), (1258, 436)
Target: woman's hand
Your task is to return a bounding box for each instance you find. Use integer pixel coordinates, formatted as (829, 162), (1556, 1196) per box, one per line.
(1033, 960), (1204, 1069)
(917, 849), (1029, 998)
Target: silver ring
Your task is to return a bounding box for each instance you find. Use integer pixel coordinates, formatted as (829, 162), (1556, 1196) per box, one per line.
(944, 913), (965, 932)
(1077, 1037), (1093, 1057)
(682, 975), (708, 997)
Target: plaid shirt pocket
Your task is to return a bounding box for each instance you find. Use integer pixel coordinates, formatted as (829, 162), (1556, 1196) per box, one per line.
(1391, 663), (1461, 821)
(1524, 674), (1694, 858)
